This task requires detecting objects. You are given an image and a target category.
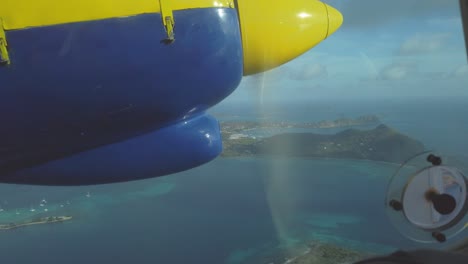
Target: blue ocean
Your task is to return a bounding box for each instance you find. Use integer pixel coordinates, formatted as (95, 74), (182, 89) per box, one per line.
(0, 98), (467, 263)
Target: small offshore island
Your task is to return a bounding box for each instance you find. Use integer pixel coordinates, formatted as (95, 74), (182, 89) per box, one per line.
(221, 115), (425, 164)
(282, 242), (370, 264)
(0, 216), (72, 231)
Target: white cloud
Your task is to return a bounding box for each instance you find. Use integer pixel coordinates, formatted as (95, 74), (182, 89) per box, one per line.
(427, 17), (462, 27)
(380, 63), (418, 80)
(399, 33), (452, 55)
(322, 0), (458, 28)
(453, 65), (468, 77)
(289, 63), (328, 80)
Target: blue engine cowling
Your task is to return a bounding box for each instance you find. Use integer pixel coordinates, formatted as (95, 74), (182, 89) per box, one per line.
(0, 8), (243, 185)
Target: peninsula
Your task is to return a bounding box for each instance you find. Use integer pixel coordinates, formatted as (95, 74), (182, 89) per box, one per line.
(221, 119), (425, 164)
(0, 216), (72, 230)
(282, 242), (370, 264)
(221, 115), (380, 134)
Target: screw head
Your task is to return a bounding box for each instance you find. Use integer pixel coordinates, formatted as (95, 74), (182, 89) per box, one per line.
(432, 232), (446, 243)
(389, 200), (403, 211)
(427, 154), (442, 166)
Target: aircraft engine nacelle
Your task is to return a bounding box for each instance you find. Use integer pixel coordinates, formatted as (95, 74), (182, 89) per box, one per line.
(0, 0), (342, 185)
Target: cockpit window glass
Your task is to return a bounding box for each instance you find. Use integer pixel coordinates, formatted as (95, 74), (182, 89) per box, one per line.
(0, 1), (466, 263)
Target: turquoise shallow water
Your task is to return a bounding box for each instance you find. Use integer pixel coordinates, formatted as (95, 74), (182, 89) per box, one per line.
(0, 157), (411, 264)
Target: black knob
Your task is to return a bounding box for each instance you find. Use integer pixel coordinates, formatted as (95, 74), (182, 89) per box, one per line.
(389, 200), (403, 211)
(432, 231), (446, 243)
(427, 154), (442, 166)
(426, 191), (457, 215)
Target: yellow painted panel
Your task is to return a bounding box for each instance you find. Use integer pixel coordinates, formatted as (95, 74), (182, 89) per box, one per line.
(1, 0), (234, 30)
(237, 0), (343, 75)
(0, 18), (10, 65)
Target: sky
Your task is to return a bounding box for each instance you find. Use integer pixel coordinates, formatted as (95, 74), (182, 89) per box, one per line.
(222, 0), (467, 104)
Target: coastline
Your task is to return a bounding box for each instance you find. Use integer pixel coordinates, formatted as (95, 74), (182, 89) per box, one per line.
(221, 123), (426, 165)
(280, 242), (371, 264)
(219, 155), (412, 168)
(0, 216), (72, 231)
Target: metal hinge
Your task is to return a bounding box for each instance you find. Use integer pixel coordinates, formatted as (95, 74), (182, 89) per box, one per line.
(159, 0), (175, 44)
(0, 19), (10, 66)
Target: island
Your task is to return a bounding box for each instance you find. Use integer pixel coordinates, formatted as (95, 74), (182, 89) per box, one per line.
(232, 240), (373, 264)
(221, 117), (425, 164)
(221, 115), (380, 133)
(0, 216), (72, 230)
(282, 242), (370, 264)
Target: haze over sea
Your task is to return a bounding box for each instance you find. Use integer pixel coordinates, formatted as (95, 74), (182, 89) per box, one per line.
(0, 97), (467, 264)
